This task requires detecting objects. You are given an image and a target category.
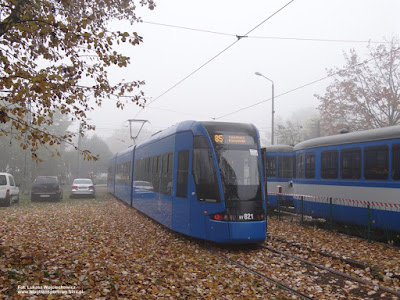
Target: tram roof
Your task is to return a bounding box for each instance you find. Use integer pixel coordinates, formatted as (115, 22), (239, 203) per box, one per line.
(294, 125), (400, 151)
(264, 145), (294, 153)
(136, 120), (256, 148)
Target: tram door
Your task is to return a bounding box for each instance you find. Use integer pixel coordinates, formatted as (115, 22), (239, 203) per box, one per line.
(190, 136), (223, 240)
(172, 132), (193, 235)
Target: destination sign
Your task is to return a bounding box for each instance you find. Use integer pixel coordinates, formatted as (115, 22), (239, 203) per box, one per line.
(214, 134), (254, 145)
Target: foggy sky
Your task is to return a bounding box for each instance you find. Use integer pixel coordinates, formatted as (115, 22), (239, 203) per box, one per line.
(85, 0), (400, 148)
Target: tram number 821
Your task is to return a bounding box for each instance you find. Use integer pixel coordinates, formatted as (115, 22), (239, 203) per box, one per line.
(239, 213), (254, 220)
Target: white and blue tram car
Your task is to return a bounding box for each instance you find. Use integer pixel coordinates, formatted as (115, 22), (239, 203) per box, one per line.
(263, 145), (295, 207)
(108, 121), (267, 243)
(292, 125), (400, 232)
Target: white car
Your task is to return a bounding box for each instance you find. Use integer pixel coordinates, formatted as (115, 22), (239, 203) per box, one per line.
(0, 172), (20, 206)
(70, 178), (96, 198)
(133, 181), (154, 193)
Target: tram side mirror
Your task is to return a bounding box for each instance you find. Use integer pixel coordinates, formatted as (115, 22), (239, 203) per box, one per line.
(289, 180), (293, 188)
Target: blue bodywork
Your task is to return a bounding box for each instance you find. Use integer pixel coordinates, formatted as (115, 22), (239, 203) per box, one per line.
(108, 121), (267, 243)
(263, 126), (400, 233)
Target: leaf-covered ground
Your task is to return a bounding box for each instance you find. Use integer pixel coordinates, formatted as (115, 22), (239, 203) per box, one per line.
(268, 218), (400, 292)
(268, 217), (400, 287)
(0, 191), (289, 299)
(1, 189), (399, 299)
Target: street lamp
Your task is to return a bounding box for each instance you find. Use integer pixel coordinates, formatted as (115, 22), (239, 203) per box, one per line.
(255, 72), (275, 145)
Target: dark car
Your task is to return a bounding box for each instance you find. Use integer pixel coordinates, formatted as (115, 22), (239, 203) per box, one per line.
(31, 176), (63, 202)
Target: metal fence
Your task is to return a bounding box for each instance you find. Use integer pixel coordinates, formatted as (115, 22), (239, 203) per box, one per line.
(268, 192), (400, 243)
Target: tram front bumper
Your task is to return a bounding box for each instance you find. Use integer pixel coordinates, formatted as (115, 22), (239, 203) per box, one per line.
(207, 220), (267, 243)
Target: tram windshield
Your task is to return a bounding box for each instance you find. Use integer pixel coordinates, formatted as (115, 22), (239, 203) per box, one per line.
(215, 146), (261, 201)
(200, 122), (263, 202)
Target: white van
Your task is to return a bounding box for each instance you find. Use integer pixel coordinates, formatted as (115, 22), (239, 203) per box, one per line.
(0, 172), (20, 206)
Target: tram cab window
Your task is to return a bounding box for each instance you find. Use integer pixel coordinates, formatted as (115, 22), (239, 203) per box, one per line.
(364, 146), (388, 180)
(393, 144), (400, 180)
(216, 147), (260, 201)
(176, 150), (189, 197)
(192, 136), (220, 202)
(321, 150), (338, 179)
(278, 156), (293, 178)
(305, 152), (315, 179)
(265, 156), (276, 177)
(296, 153), (304, 179)
(341, 148), (361, 180)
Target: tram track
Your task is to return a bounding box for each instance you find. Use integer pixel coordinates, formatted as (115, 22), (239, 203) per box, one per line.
(208, 248), (313, 300)
(259, 243), (400, 299)
(268, 234), (386, 276)
(206, 242), (400, 299)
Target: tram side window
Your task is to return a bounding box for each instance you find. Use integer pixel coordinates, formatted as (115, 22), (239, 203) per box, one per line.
(393, 144), (400, 180)
(160, 152), (173, 195)
(321, 150), (338, 179)
(296, 153), (304, 179)
(305, 152), (315, 178)
(176, 150), (189, 198)
(145, 157), (151, 182)
(134, 158), (146, 181)
(364, 146), (388, 180)
(265, 156), (276, 177)
(107, 165), (114, 181)
(292, 155), (296, 178)
(116, 162), (131, 185)
(341, 148), (361, 180)
(151, 155), (161, 192)
(192, 136), (220, 202)
(278, 156), (293, 178)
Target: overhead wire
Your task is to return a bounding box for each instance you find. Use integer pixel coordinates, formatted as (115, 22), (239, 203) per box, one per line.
(133, 0), (296, 119)
(141, 21), (235, 38)
(142, 21), (388, 44)
(144, 106), (214, 119)
(213, 76), (330, 120)
(134, 1), (391, 125)
(214, 54), (383, 120)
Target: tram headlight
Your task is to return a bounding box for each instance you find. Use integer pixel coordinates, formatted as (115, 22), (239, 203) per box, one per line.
(213, 214), (223, 221)
(210, 212), (264, 221)
(210, 213), (237, 221)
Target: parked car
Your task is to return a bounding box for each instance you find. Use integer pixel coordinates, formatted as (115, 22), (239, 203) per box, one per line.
(31, 176), (63, 202)
(70, 178), (95, 198)
(133, 180), (153, 193)
(0, 172), (20, 206)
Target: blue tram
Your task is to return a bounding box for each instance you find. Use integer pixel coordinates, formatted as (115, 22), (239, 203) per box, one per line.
(263, 145), (294, 207)
(270, 125), (400, 233)
(108, 121), (267, 243)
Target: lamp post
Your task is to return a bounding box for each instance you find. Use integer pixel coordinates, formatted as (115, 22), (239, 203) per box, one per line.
(255, 72), (275, 145)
